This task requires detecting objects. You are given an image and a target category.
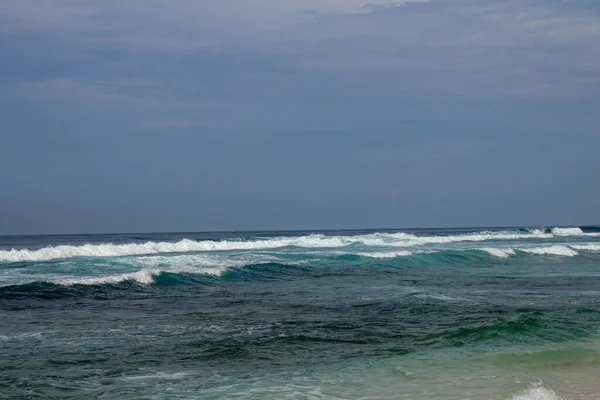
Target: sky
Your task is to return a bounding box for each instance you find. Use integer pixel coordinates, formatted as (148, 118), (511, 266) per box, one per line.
(1, 0), (599, 235)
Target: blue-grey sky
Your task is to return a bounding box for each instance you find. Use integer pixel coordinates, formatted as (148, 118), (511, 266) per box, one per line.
(1, 0), (599, 234)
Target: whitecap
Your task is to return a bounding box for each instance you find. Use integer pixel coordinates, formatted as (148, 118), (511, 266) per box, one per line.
(480, 248), (516, 258)
(386, 231), (553, 248)
(62, 268), (160, 285)
(356, 251), (413, 258)
(571, 243), (600, 251)
(520, 246), (578, 257)
(59, 263), (229, 286)
(0, 235), (350, 263)
(551, 227), (584, 236)
(508, 386), (563, 400)
(0, 228), (585, 264)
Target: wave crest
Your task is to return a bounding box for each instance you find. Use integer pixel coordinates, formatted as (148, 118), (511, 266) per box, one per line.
(551, 227), (584, 236)
(0, 236), (348, 263)
(520, 246), (578, 257)
(481, 248), (516, 258)
(63, 268), (159, 285)
(571, 243), (600, 251)
(0, 227), (596, 263)
(356, 251), (413, 258)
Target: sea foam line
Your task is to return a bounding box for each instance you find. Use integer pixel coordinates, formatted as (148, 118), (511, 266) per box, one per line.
(0, 236), (351, 263)
(18, 265), (228, 287)
(0, 227), (594, 263)
(550, 227), (600, 236)
(480, 248), (516, 258)
(356, 251), (413, 258)
(479, 246), (579, 258)
(519, 245), (579, 257)
(63, 268), (160, 285)
(0, 253), (291, 288)
(571, 243), (600, 251)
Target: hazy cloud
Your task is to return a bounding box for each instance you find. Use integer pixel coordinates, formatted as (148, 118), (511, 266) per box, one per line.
(1, 0), (599, 233)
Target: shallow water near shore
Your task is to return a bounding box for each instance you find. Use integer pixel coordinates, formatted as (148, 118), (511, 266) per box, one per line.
(1, 226), (600, 399)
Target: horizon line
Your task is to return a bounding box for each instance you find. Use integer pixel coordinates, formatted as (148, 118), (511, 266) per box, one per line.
(1, 224), (599, 238)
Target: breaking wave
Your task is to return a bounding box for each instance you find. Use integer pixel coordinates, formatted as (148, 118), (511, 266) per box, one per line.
(479, 246), (580, 258)
(480, 248), (516, 258)
(571, 243), (600, 251)
(0, 236), (351, 263)
(551, 227), (584, 236)
(2, 245), (595, 291)
(63, 268), (159, 285)
(551, 227), (600, 237)
(507, 385), (563, 400)
(520, 246), (578, 257)
(0, 227), (586, 263)
(356, 251), (413, 258)
(59, 263), (231, 286)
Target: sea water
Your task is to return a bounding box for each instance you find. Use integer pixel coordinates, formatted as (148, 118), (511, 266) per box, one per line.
(1, 227), (600, 399)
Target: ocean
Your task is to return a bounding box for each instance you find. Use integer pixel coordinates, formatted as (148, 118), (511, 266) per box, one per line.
(1, 226), (600, 399)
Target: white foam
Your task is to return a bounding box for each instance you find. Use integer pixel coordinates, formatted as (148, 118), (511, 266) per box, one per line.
(551, 227), (584, 236)
(60, 263), (229, 286)
(0, 252), (305, 288)
(0, 228), (588, 264)
(520, 246), (578, 257)
(382, 232), (418, 239)
(508, 386), (563, 400)
(386, 231), (553, 248)
(571, 243), (600, 251)
(128, 253), (280, 270)
(481, 248), (516, 258)
(22, 253), (281, 287)
(62, 268), (159, 285)
(0, 235), (351, 263)
(528, 228), (546, 235)
(356, 251), (413, 258)
(549, 227), (600, 237)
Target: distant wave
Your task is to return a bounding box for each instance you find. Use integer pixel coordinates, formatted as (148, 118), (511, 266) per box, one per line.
(2, 244), (597, 291)
(551, 227), (584, 236)
(480, 246), (579, 257)
(396, 231), (553, 246)
(356, 251), (413, 258)
(59, 264), (232, 286)
(0, 236), (351, 263)
(0, 266), (239, 289)
(549, 226), (600, 236)
(480, 248), (516, 258)
(2, 227), (590, 263)
(0, 267), (223, 289)
(0, 261), (303, 292)
(381, 245), (590, 259)
(63, 268), (159, 285)
(520, 245), (579, 257)
(551, 227), (600, 237)
(571, 243), (600, 251)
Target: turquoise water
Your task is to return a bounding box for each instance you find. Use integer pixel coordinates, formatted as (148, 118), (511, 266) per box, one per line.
(1, 227), (600, 399)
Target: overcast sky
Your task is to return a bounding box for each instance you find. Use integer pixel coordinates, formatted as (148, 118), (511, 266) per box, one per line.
(1, 0), (599, 234)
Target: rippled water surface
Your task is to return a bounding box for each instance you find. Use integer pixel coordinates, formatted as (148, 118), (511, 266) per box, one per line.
(1, 226), (600, 399)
